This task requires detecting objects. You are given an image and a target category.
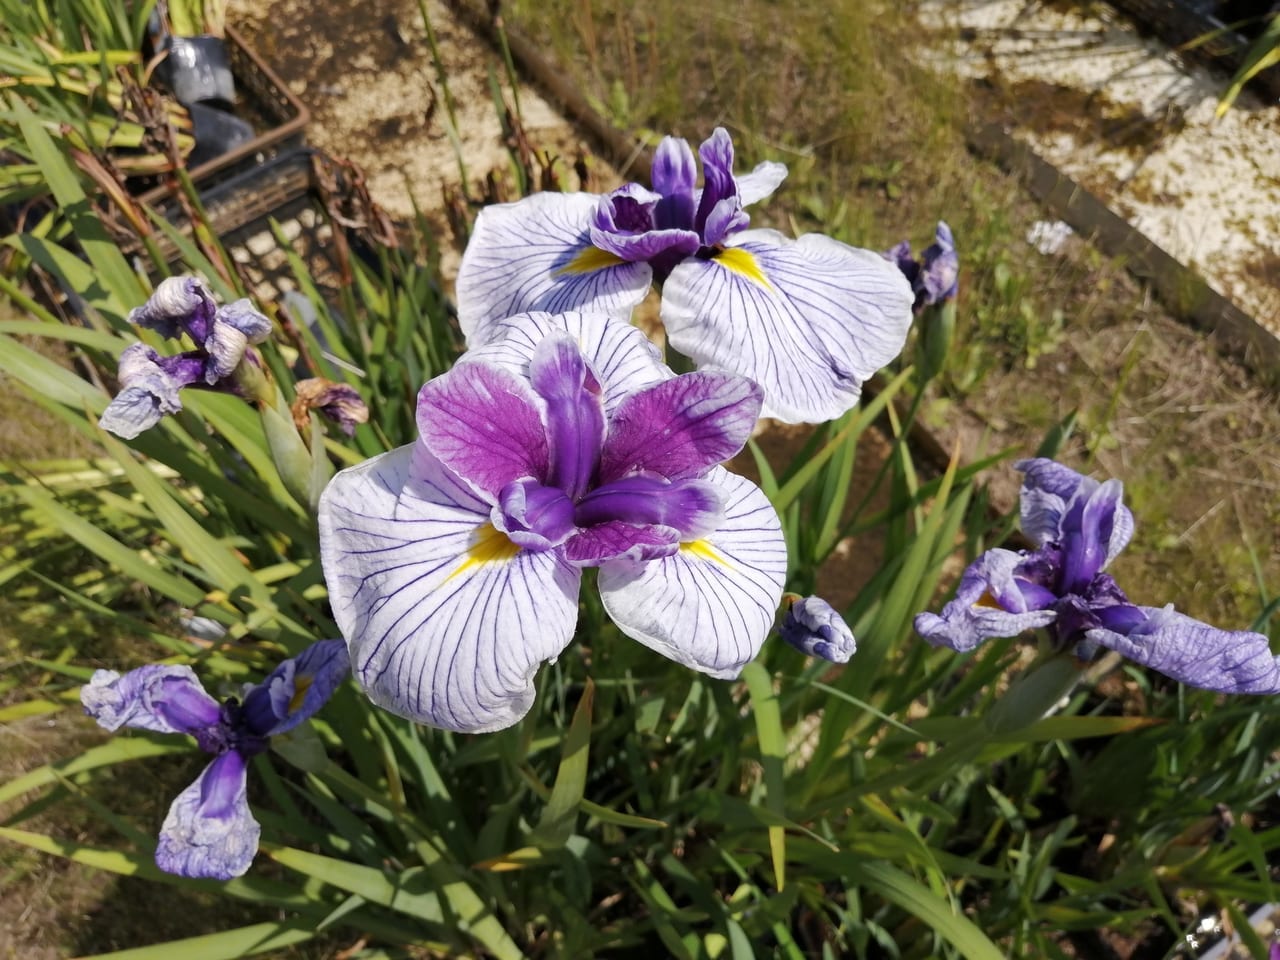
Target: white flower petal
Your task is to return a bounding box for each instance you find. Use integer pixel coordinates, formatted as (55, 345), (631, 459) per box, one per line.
(598, 467), (786, 678)
(662, 229), (913, 423)
(319, 444), (582, 732)
(455, 193), (654, 346)
(461, 310), (672, 415)
(737, 160), (788, 206)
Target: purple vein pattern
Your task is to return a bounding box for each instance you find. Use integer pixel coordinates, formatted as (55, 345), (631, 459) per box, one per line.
(915, 458), (1280, 694)
(319, 311), (788, 733)
(455, 128), (913, 424)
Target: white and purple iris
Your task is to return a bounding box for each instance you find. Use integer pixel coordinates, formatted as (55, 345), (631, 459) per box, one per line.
(99, 276), (272, 440)
(80, 640), (349, 879)
(455, 128), (913, 424)
(915, 459), (1280, 694)
(885, 221), (959, 313)
(318, 311), (788, 733)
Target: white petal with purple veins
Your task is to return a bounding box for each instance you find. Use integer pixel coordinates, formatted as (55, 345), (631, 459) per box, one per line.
(598, 468), (786, 677)
(736, 160), (788, 207)
(461, 311), (672, 415)
(1086, 605), (1280, 694)
(662, 229), (913, 423)
(455, 193), (653, 346)
(318, 444), (582, 733)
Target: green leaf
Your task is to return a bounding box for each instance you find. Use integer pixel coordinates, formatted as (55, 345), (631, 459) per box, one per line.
(0, 737), (188, 806)
(71, 920), (316, 960)
(8, 92), (142, 316)
(532, 679), (594, 849)
(12, 482), (204, 606)
(742, 661), (787, 890)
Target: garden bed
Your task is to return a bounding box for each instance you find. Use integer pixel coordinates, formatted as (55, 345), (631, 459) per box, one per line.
(3, 0), (1280, 956)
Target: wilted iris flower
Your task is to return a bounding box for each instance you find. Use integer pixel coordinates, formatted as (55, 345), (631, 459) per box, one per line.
(779, 594), (857, 664)
(318, 311), (787, 733)
(291, 377), (369, 437)
(915, 459), (1280, 694)
(81, 640), (349, 879)
(455, 128), (913, 424)
(99, 276), (272, 439)
(885, 221), (959, 313)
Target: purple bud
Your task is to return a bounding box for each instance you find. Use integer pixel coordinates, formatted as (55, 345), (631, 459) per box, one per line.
(779, 595), (857, 663)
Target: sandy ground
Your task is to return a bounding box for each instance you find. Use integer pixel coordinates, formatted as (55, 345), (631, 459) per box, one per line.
(920, 0), (1280, 336)
(234, 0), (621, 280)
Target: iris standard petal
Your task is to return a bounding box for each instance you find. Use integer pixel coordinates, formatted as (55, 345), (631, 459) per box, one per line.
(461, 311), (672, 416)
(694, 127), (738, 238)
(155, 750), (260, 880)
(318, 444), (582, 733)
(590, 183), (701, 263)
(1016, 459), (1134, 563)
(662, 229), (914, 423)
(598, 467), (786, 678)
(1085, 605), (1280, 694)
(415, 360), (549, 500)
(530, 331), (606, 500)
(129, 275), (216, 342)
(455, 192), (653, 345)
(81, 665), (221, 735)
(914, 549), (1059, 653)
(598, 372), (763, 484)
(650, 135), (698, 230)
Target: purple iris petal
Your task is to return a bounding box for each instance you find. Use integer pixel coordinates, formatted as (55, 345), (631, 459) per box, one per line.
(82, 665), (222, 735)
(914, 549), (1059, 653)
(1087, 605), (1280, 694)
(216, 299), (273, 342)
(920, 222), (959, 304)
(129, 276), (217, 343)
(319, 313), (790, 730)
(701, 198), (751, 249)
(529, 332), (605, 500)
(1058, 479), (1124, 594)
(155, 750), (260, 880)
(574, 475), (725, 540)
(1017, 459), (1134, 566)
(239, 639), (350, 739)
(780, 596), (857, 664)
(599, 372), (762, 484)
(693, 128), (741, 242)
(495, 479), (577, 551)
(562, 520), (682, 565)
(415, 361), (550, 499)
(650, 135), (698, 230)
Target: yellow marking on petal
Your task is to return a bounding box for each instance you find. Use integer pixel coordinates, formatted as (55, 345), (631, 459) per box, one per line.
(973, 590), (1002, 610)
(287, 675), (313, 715)
(714, 247), (773, 291)
(445, 523), (522, 583)
(681, 538), (731, 567)
(556, 246), (626, 276)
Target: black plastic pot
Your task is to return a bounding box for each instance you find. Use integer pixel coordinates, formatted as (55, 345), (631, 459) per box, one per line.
(186, 101), (255, 166)
(159, 34), (236, 108)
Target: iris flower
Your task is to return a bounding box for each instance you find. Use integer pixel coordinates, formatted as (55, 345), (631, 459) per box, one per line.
(885, 221), (959, 313)
(779, 595), (857, 664)
(99, 276), (272, 439)
(81, 640), (349, 879)
(318, 311), (788, 733)
(455, 128), (913, 424)
(915, 459), (1280, 694)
